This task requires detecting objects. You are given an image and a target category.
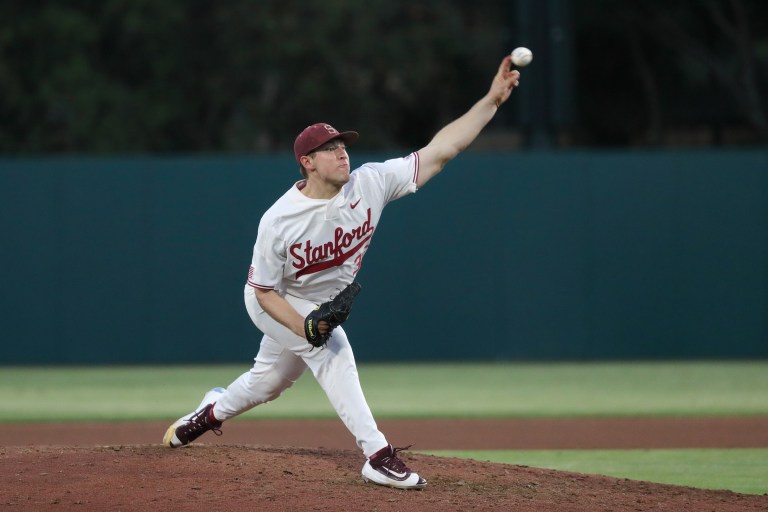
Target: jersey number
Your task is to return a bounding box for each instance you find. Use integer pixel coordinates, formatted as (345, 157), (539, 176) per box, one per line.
(352, 244), (370, 275)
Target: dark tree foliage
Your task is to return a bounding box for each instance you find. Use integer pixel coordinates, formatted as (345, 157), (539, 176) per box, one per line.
(0, 0), (765, 154)
(573, 0), (768, 146)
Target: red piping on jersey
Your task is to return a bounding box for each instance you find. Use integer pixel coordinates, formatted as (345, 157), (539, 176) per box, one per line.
(247, 281), (274, 290)
(295, 233), (373, 278)
(413, 151), (420, 184)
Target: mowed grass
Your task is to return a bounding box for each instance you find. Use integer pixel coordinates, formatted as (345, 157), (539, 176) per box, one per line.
(1, 361), (766, 495)
(426, 448), (768, 496)
(1, 361), (767, 421)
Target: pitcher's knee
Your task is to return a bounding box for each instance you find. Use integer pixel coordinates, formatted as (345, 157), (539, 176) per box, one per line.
(247, 370), (296, 404)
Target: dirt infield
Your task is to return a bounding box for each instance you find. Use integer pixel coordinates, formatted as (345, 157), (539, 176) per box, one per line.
(3, 417), (768, 511)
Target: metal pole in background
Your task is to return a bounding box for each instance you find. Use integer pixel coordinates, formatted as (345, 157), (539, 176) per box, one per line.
(513, 0), (573, 149)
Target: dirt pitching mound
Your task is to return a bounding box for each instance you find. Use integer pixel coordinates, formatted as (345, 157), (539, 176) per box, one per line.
(4, 444), (766, 512)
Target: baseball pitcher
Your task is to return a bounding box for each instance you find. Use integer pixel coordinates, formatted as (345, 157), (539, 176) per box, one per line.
(163, 55), (521, 490)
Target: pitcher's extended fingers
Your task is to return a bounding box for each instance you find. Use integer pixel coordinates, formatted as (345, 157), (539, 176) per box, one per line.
(498, 55), (513, 76)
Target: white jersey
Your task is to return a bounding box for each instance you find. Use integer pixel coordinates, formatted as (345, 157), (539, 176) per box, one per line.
(247, 152), (419, 303)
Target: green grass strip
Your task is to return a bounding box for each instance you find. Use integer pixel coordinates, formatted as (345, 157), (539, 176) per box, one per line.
(1, 361), (767, 422)
(358, 361), (768, 417)
(424, 448), (768, 495)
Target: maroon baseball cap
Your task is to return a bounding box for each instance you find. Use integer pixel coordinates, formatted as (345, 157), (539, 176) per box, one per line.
(293, 123), (359, 163)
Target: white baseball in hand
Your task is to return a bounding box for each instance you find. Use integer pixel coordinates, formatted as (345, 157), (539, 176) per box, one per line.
(511, 47), (533, 67)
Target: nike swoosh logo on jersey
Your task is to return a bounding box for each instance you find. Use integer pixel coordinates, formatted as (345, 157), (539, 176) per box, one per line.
(350, 199), (361, 209)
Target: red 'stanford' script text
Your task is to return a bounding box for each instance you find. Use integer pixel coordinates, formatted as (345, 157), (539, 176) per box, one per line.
(291, 209), (375, 277)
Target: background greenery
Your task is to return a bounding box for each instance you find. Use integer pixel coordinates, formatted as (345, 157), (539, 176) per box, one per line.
(1, 0), (766, 153)
(2, 362), (767, 494)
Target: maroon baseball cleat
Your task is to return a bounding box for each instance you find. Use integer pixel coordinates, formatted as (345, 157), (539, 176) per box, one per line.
(163, 388), (224, 448)
(361, 444), (427, 489)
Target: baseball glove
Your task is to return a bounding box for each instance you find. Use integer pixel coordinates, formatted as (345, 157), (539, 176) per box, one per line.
(304, 282), (362, 348)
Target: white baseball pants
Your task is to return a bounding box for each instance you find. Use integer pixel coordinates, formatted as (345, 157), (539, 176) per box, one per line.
(212, 286), (388, 457)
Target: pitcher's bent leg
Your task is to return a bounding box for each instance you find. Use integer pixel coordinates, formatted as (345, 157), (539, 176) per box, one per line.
(213, 335), (307, 421)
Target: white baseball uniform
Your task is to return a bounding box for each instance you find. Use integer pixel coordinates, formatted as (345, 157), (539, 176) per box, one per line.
(212, 152), (419, 457)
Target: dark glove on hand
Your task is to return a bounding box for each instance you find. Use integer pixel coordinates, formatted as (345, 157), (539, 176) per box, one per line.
(304, 282), (362, 348)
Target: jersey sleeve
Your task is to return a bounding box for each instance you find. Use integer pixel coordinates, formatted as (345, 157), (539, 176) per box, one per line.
(247, 220), (286, 291)
(356, 152), (419, 204)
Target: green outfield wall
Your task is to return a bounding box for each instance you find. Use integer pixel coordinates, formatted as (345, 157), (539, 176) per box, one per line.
(1, 150), (766, 363)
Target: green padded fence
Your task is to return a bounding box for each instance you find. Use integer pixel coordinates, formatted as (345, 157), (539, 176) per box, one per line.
(1, 150), (766, 363)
